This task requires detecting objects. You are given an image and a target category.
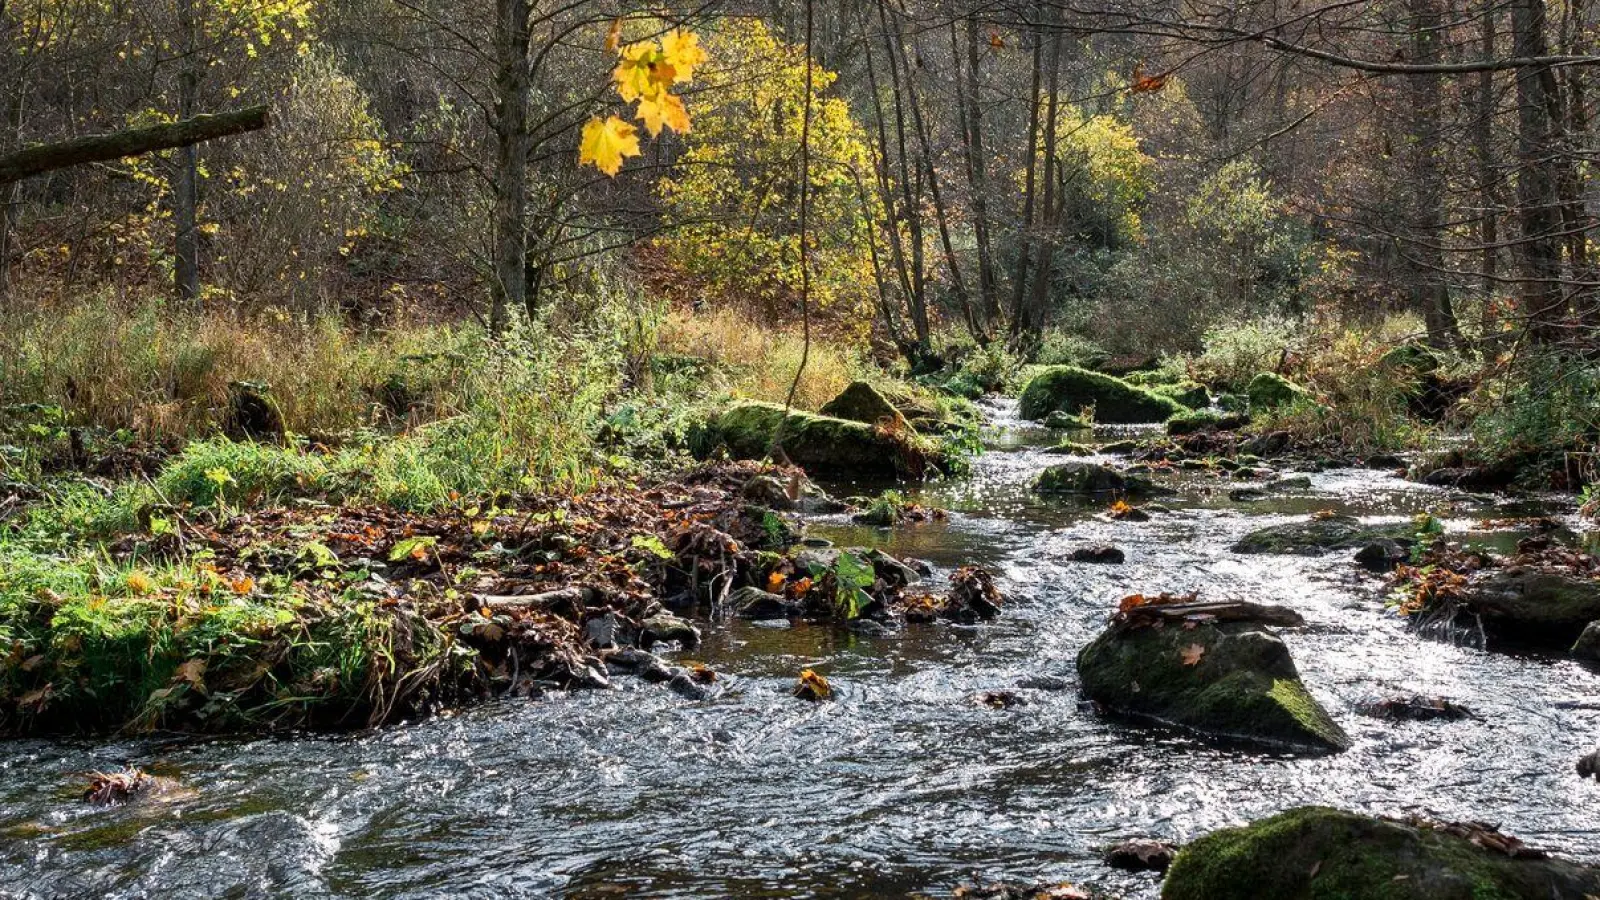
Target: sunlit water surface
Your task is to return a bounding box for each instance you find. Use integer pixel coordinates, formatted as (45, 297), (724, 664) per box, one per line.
(3, 399), (1597, 899)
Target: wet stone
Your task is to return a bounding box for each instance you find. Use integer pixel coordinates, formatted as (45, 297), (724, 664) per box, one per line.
(1104, 838), (1176, 873)
(1069, 545), (1125, 565)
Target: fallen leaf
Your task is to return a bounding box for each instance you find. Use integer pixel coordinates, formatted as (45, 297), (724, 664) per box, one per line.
(1180, 643), (1205, 666)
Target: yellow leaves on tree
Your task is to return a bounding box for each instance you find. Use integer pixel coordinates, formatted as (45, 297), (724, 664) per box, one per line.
(580, 26), (706, 175)
(579, 116), (642, 177)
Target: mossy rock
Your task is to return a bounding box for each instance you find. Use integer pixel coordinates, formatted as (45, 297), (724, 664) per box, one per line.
(1232, 515), (1418, 556)
(1078, 620), (1349, 753)
(699, 402), (927, 479)
(1047, 441), (1097, 457)
(1459, 570), (1600, 649)
(1033, 462), (1169, 497)
(1018, 366), (1186, 424)
(1167, 410), (1250, 436)
(818, 381), (910, 429)
(1379, 342), (1444, 376)
(1247, 372), (1312, 411)
(1044, 410), (1093, 430)
(1163, 806), (1600, 900)
(1150, 380), (1211, 410)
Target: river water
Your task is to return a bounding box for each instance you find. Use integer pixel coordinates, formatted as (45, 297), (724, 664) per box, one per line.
(3, 400), (1597, 899)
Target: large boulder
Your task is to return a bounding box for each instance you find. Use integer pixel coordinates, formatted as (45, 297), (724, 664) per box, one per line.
(1077, 610), (1349, 753)
(1232, 514), (1418, 556)
(818, 381), (909, 430)
(1033, 462), (1171, 498)
(1163, 806), (1600, 900)
(1018, 366), (1186, 424)
(1457, 569), (1600, 648)
(1246, 372), (1311, 411)
(1150, 380), (1211, 410)
(696, 402), (930, 478)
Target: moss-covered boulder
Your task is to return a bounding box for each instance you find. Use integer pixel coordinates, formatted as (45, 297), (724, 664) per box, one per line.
(1163, 807), (1600, 900)
(697, 402), (929, 478)
(1033, 462), (1170, 497)
(1167, 409), (1250, 436)
(1232, 514), (1418, 556)
(1151, 380), (1211, 410)
(1458, 570), (1600, 649)
(1018, 366), (1186, 424)
(1379, 342), (1444, 376)
(1078, 617), (1349, 753)
(818, 381), (909, 429)
(1247, 372), (1311, 411)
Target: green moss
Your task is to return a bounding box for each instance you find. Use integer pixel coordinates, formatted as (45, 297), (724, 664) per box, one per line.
(702, 401), (937, 478)
(1247, 372), (1312, 411)
(1033, 462), (1169, 498)
(1018, 366), (1186, 423)
(1044, 410), (1093, 430)
(1077, 621), (1348, 753)
(1151, 380), (1211, 410)
(1167, 409), (1250, 435)
(818, 381), (909, 428)
(1232, 515), (1419, 556)
(1163, 806), (1600, 900)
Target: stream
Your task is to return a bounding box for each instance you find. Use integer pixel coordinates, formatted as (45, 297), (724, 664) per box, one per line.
(3, 399), (1598, 899)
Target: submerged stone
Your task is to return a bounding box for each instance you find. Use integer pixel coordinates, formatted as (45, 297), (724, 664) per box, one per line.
(1018, 366), (1186, 424)
(1077, 617), (1349, 753)
(1044, 410), (1093, 430)
(1069, 545), (1126, 564)
(1033, 462), (1170, 498)
(1459, 569), (1600, 649)
(1162, 806), (1600, 900)
(1232, 514), (1418, 556)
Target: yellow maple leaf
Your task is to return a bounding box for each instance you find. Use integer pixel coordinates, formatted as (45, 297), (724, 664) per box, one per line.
(125, 571), (156, 595)
(604, 17), (623, 53)
(613, 41), (664, 102)
(636, 92), (691, 137)
(579, 116), (641, 176)
(660, 29), (707, 83)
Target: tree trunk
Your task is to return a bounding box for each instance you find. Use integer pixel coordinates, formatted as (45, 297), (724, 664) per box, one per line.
(173, 0), (201, 304)
(1009, 19), (1044, 336)
(0, 106), (270, 183)
(489, 0), (531, 335)
(1510, 0), (1568, 344)
(1408, 0), (1462, 346)
(1477, 4), (1499, 326)
(1021, 27), (1062, 338)
(960, 18), (1001, 331)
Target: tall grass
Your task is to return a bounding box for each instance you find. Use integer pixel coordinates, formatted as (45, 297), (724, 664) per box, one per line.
(0, 295), (470, 439)
(656, 306), (872, 410)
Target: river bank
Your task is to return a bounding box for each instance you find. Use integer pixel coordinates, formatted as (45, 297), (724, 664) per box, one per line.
(4, 397), (1599, 897)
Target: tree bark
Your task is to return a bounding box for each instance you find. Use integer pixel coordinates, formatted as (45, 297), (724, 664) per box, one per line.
(0, 106), (270, 183)
(1407, 0), (1462, 346)
(960, 18), (1001, 332)
(1009, 18), (1044, 335)
(1021, 26), (1062, 338)
(489, 0), (531, 335)
(1509, 0), (1568, 344)
(173, 0), (201, 304)
(1477, 5), (1499, 317)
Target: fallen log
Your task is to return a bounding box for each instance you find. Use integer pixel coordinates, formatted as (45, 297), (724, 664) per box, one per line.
(465, 587), (591, 614)
(0, 105), (270, 183)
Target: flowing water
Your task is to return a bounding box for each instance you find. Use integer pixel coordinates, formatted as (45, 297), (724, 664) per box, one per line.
(4, 400), (1599, 899)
